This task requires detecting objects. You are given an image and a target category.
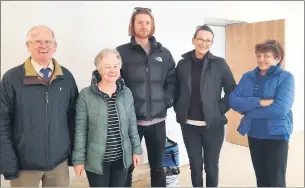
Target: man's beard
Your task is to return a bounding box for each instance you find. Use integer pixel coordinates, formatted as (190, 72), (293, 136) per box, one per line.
(135, 31), (150, 39)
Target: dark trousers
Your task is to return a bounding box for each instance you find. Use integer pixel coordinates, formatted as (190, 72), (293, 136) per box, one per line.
(181, 124), (224, 187)
(248, 137), (289, 187)
(86, 159), (127, 187)
(125, 121), (166, 187)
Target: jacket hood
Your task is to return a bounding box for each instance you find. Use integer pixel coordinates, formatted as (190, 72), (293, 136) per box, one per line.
(91, 70), (126, 93)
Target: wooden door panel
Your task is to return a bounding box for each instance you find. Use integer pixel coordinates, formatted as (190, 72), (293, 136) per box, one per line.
(225, 19), (285, 146)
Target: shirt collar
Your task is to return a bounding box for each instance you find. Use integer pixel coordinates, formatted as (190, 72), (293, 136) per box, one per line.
(31, 59), (54, 74)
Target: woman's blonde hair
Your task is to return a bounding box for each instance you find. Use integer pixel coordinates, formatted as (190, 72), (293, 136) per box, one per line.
(94, 48), (122, 70)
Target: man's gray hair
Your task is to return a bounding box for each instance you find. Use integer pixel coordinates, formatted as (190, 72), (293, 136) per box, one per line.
(94, 48), (122, 70)
(26, 25), (56, 41)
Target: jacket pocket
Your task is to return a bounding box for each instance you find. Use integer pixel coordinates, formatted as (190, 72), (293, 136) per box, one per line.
(86, 147), (103, 174)
(267, 119), (292, 136)
(88, 141), (103, 154)
(164, 94), (173, 109)
(88, 111), (104, 128)
(214, 101), (228, 125)
(174, 101), (185, 124)
(16, 134), (26, 152)
(237, 117), (252, 136)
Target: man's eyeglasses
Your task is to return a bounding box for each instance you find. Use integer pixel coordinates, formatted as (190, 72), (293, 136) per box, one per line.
(133, 7), (152, 13)
(28, 40), (55, 47)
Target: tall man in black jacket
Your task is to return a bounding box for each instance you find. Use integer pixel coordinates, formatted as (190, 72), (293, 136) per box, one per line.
(117, 7), (176, 187)
(174, 25), (236, 187)
(0, 25), (79, 187)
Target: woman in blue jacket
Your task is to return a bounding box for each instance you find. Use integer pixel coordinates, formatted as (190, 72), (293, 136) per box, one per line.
(229, 39), (294, 187)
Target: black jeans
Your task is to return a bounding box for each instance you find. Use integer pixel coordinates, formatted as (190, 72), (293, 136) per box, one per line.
(125, 121), (166, 187)
(248, 137), (289, 187)
(86, 159), (127, 187)
(181, 124), (224, 187)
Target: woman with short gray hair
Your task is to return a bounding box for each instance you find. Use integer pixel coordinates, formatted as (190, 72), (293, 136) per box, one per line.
(72, 48), (142, 187)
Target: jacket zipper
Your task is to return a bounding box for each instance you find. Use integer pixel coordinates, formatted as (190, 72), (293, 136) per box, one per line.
(144, 48), (152, 120)
(146, 63), (150, 120)
(101, 99), (108, 174)
(139, 47), (153, 120)
(45, 86), (50, 170)
(115, 92), (126, 169)
(45, 77), (55, 170)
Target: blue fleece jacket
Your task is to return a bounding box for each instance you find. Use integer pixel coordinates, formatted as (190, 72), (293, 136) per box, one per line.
(229, 64), (295, 140)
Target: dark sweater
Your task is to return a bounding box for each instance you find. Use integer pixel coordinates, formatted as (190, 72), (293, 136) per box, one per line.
(187, 52), (209, 121)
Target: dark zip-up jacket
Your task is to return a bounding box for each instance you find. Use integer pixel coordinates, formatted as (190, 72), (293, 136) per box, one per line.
(117, 36), (176, 121)
(0, 57), (78, 180)
(174, 50), (236, 127)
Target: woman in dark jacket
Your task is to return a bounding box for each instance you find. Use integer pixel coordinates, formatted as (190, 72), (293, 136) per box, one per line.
(174, 25), (236, 187)
(230, 40), (294, 187)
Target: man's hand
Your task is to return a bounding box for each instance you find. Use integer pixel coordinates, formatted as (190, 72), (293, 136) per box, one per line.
(133, 154), (141, 167)
(73, 164), (85, 177)
(260, 99), (274, 107)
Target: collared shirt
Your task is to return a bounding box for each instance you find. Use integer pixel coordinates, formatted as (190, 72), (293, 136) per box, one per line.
(31, 59), (54, 78)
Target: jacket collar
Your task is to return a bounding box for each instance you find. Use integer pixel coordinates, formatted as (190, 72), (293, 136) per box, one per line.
(23, 57), (63, 85)
(130, 36), (163, 52)
(253, 63), (282, 77)
(181, 50), (217, 60)
(31, 59), (54, 74)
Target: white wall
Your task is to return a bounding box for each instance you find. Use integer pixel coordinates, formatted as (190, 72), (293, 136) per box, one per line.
(1, 1), (304, 175)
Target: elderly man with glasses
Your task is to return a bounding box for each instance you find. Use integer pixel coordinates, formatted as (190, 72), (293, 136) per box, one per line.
(0, 25), (79, 187)
(116, 7), (176, 187)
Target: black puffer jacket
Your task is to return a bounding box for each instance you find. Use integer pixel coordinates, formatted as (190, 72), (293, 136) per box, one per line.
(0, 58), (78, 180)
(117, 36), (176, 121)
(174, 50), (236, 127)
